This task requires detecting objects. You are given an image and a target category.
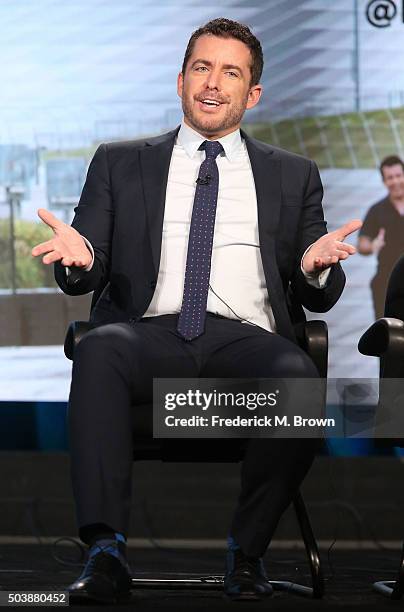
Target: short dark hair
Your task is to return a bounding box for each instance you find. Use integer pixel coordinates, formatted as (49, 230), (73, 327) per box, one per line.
(182, 17), (263, 88)
(380, 155), (404, 178)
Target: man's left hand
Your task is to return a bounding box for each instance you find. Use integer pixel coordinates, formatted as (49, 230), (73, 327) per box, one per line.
(302, 219), (363, 274)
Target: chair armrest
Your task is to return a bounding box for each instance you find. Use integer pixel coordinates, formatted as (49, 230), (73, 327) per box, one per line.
(64, 321), (93, 360)
(358, 317), (404, 358)
(296, 320), (328, 378)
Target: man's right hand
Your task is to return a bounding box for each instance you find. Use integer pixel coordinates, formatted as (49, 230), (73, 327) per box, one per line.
(31, 208), (93, 268)
(371, 228), (386, 255)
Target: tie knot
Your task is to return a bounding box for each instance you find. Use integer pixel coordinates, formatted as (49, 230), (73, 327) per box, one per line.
(201, 140), (224, 159)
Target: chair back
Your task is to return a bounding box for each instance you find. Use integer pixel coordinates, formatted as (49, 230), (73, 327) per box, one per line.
(385, 253), (404, 320)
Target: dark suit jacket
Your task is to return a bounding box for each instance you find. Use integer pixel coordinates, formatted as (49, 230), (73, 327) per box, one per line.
(55, 125), (345, 343)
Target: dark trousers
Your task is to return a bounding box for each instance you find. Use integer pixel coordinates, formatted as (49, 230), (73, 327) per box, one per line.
(69, 313), (319, 557)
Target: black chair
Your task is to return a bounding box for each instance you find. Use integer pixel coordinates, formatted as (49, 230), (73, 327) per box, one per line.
(64, 314), (328, 599)
(358, 253), (404, 600)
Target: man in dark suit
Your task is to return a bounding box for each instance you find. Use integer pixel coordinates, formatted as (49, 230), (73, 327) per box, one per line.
(32, 18), (361, 603)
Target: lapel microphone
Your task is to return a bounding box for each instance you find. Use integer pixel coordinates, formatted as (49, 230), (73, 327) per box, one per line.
(196, 174), (212, 185)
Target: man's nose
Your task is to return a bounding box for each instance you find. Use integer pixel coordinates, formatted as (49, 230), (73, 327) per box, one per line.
(204, 68), (222, 90)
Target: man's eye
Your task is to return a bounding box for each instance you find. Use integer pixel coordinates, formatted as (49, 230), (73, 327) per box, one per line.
(226, 71), (238, 77)
(195, 66), (208, 71)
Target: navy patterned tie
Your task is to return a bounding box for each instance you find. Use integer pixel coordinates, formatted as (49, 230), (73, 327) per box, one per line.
(177, 139), (224, 341)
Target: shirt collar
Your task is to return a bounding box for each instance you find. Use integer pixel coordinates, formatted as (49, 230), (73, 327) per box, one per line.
(177, 119), (243, 163)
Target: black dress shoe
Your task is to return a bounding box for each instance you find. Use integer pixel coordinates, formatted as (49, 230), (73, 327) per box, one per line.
(67, 551), (132, 603)
(224, 548), (273, 601)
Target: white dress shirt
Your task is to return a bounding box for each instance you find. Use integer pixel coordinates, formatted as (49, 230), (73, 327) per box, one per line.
(80, 120), (329, 333)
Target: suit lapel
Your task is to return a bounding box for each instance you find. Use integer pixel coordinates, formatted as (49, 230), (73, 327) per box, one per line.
(241, 129), (281, 243)
(140, 126), (282, 277)
(242, 129), (282, 287)
(242, 130), (294, 339)
(139, 127), (180, 274)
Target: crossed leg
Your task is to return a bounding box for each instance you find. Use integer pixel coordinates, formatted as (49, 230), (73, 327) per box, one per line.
(200, 328), (320, 557)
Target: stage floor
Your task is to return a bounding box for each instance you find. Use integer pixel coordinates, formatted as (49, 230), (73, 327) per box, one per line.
(0, 544), (402, 610)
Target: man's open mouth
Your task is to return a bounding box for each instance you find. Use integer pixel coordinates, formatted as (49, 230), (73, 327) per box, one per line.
(198, 98), (224, 111)
(201, 98), (220, 106)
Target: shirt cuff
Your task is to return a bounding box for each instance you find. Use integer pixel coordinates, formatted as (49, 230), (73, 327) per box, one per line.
(65, 236), (94, 277)
(300, 244), (331, 289)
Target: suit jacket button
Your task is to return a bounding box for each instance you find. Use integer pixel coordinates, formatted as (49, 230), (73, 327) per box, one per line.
(150, 280), (157, 289)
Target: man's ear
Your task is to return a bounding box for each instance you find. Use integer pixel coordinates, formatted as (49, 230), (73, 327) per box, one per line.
(246, 84), (263, 110)
(177, 72), (184, 98)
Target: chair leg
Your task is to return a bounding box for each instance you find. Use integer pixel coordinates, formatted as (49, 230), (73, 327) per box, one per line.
(268, 492), (323, 598)
(373, 542), (404, 599)
(288, 491), (324, 598)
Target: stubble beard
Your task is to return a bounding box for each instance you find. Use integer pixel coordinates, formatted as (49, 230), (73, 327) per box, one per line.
(181, 92), (248, 136)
